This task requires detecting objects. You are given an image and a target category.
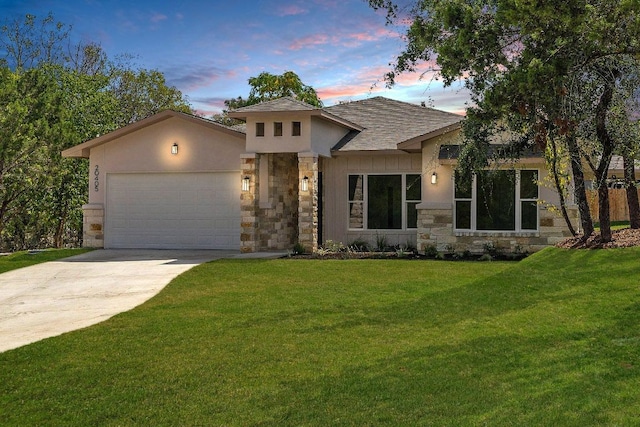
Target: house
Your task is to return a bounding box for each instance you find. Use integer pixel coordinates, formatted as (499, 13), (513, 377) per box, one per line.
(62, 96), (576, 253)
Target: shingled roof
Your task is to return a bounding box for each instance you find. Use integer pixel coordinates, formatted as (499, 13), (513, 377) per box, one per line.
(325, 97), (462, 152)
(229, 96), (319, 113)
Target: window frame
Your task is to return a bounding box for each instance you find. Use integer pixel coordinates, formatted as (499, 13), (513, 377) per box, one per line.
(453, 169), (539, 233)
(292, 121), (301, 136)
(347, 173), (421, 231)
(255, 122), (265, 137)
(274, 122), (283, 137)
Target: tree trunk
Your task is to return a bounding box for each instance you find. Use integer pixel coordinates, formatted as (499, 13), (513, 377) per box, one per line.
(566, 134), (594, 238)
(624, 153), (640, 228)
(598, 183), (612, 241)
(549, 135), (576, 235)
(593, 74), (617, 243)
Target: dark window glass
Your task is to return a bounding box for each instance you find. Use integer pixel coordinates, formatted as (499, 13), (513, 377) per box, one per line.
(406, 174), (421, 201)
(454, 171), (472, 198)
(520, 170), (538, 199)
(367, 175), (402, 229)
(256, 122), (264, 137)
(521, 201), (538, 230)
(274, 122), (283, 136)
(407, 202), (419, 229)
(455, 201), (472, 229)
(292, 121), (301, 136)
(476, 170), (515, 231)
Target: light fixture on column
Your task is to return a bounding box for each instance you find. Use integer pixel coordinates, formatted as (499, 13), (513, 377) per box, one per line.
(171, 142), (178, 155)
(301, 176), (309, 192)
(431, 172), (437, 185)
(242, 176), (250, 192)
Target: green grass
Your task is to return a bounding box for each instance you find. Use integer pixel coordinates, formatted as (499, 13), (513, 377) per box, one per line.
(1, 249), (639, 426)
(0, 248), (91, 274)
(594, 220), (630, 231)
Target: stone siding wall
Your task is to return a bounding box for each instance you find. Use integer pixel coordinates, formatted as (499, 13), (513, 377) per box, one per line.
(258, 153), (299, 250)
(82, 204), (104, 248)
(417, 204), (578, 254)
(240, 153), (299, 253)
(298, 153), (319, 252)
(240, 154), (259, 253)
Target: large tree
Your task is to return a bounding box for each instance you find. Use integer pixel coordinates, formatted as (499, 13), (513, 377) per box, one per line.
(214, 70), (322, 124)
(0, 14), (192, 250)
(370, 0), (640, 242)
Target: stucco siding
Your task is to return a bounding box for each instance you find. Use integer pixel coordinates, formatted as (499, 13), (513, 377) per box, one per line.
(88, 117), (245, 206)
(310, 117), (351, 157)
(244, 115), (311, 153)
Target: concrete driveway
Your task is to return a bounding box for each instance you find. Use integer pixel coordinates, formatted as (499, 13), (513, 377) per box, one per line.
(0, 249), (282, 353)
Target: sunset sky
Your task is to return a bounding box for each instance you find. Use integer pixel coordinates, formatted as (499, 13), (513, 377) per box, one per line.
(0, 0), (471, 116)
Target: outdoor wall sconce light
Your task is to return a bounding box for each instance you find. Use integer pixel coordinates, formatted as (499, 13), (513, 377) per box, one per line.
(242, 176), (250, 192)
(171, 142), (179, 155)
(301, 176), (309, 192)
(431, 172), (437, 185)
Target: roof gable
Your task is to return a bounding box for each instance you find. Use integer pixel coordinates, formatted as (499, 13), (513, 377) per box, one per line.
(62, 110), (245, 158)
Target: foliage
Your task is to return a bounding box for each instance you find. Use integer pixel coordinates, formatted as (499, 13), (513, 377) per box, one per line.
(2, 249), (640, 425)
(214, 70), (322, 124)
(0, 13), (191, 250)
(369, 0), (640, 242)
(374, 233), (388, 251)
(348, 238), (370, 252)
(291, 242), (306, 255)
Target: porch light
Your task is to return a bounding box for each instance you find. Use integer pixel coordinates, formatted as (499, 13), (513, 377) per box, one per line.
(431, 172), (437, 185)
(242, 176), (250, 192)
(171, 142), (178, 155)
(301, 176), (309, 192)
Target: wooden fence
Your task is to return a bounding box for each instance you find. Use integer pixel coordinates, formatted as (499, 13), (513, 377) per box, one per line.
(586, 189), (640, 222)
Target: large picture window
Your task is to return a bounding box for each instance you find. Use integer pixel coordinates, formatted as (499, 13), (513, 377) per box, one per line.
(454, 169), (538, 232)
(348, 174), (421, 230)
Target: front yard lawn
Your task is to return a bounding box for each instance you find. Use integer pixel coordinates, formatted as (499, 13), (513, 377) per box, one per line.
(0, 248), (91, 274)
(1, 248), (639, 425)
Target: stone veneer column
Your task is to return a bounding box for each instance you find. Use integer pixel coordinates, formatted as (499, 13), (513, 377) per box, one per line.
(298, 152), (319, 253)
(82, 203), (104, 248)
(416, 202), (454, 252)
(240, 153), (259, 253)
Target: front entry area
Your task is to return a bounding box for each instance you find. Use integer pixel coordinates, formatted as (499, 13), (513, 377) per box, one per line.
(105, 172), (240, 249)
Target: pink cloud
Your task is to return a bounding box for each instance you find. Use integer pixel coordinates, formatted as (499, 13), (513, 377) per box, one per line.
(289, 24), (398, 51)
(289, 34), (329, 50)
(276, 5), (308, 16)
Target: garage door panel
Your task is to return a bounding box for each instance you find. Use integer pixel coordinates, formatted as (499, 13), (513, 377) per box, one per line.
(106, 173), (240, 249)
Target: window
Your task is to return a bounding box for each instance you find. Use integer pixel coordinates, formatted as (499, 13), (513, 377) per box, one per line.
(348, 174), (421, 230)
(454, 169), (539, 231)
(292, 121), (301, 136)
(274, 122), (283, 136)
(256, 122), (264, 137)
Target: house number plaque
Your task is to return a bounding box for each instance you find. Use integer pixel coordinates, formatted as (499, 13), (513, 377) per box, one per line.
(93, 165), (99, 192)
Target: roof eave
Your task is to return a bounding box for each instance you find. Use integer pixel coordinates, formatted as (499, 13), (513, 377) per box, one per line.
(396, 122), (462, 152)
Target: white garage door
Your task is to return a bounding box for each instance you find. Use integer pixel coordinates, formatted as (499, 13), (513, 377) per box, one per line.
(105, 172), (240, 249)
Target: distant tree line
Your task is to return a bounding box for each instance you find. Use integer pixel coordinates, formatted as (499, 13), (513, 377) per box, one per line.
(0, 13), (192, 251)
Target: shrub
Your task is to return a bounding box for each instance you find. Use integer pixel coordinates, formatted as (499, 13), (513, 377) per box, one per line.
(348, 239), (370, 252)
(292, 242), (306, 255)
(423, 244), (438, 258)
(374, 233), (388, 251)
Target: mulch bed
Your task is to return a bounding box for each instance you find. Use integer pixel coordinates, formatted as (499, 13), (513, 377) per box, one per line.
(556, 228), (640, 249)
